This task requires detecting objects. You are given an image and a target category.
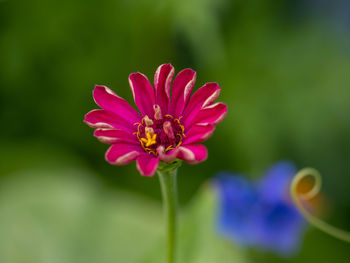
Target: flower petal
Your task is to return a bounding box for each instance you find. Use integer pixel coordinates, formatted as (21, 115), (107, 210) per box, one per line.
(251, 201), (305, 255)
(105, 143), (141, 165)
(214, 174), (258, 246)
(157, 146), (178, 163)
(136, 154), (159, 176)
(258, 161), (297, 203)
(93, 85), (141, 124)
(169, 68), (196, 118)
(129, 73), (155, 117)
(154, 63), (174, 114)
(177, 144), (208, 164)
(94, 128), (139, 144)
(182, 82), (221, 129)
(84, 109), (135, 132)
(184, 123), (215, 144)
(157, 144), (208, 164)
(193, 102), (227, 126)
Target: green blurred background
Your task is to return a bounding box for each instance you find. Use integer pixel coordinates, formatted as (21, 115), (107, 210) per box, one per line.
(0, 0), (349, 262)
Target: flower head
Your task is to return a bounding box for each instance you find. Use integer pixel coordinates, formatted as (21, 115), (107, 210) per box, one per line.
(215, 162), (306, 256)
(84, 64), (227, 176)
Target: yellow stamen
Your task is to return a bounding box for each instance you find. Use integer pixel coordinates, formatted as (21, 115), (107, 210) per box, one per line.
(141, 132), (157, 147)
(133, 122), (143, 139)
(176, 140), (182, 148)
(165, 145), (174, 152)
(179, 124), (185, 137)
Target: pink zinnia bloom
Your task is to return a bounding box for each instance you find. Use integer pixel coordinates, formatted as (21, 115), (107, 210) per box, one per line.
(84, 64), (227, 176)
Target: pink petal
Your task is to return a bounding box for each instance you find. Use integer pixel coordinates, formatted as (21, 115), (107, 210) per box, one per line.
(169, 69), (196, 118)
(94, 129), (139, 144)
(182, 83), (221, 129)
(184, 123), (215, 144)
(193, 102), (227, 126)
(84, 109), (135, 132)
(105, 143), (141, 165)
(129, 73), (155, 117)
(157, 144), (208, 164)
(93, 85), (141, 124)
(157, 146), (178, 163)
(177, 145), (208, 164)
(136, 154), (159, 176)
(154, 64), (174, 114)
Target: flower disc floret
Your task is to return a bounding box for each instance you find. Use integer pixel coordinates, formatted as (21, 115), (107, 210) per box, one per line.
(134, 113), (185, 156)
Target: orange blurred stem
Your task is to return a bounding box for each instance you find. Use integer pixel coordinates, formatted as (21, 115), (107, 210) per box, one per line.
(290, 168), (350, 243)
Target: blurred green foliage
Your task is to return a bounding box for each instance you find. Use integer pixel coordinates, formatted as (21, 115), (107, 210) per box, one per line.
(0, 147), (248, 263)
(0, 148), (348, 263)
(1, 0), (350, 262)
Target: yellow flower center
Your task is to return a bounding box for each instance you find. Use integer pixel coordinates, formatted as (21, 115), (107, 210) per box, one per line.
(133, 107), (185, 156)
(140, 132), (157, 147)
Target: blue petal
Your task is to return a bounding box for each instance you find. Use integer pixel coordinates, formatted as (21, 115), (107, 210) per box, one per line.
(258, 161), (297, 203)
(251, 201), (305, 255)
(214, 172), (258, 245)
(214, 164), (306, 256)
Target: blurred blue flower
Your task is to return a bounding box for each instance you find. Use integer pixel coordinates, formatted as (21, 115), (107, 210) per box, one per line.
(215, 162), (306, 256)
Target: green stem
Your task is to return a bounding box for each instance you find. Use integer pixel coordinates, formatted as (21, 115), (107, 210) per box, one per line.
(290, 168), (350, 243)
(157, 160), (181, 263)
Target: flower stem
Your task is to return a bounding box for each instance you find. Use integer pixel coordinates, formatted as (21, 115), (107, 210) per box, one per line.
(157, 160), (182, 263)
(290, 168), (350, 243)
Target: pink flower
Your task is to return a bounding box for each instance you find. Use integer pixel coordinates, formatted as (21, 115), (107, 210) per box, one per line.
(84, 64), (227, 176)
